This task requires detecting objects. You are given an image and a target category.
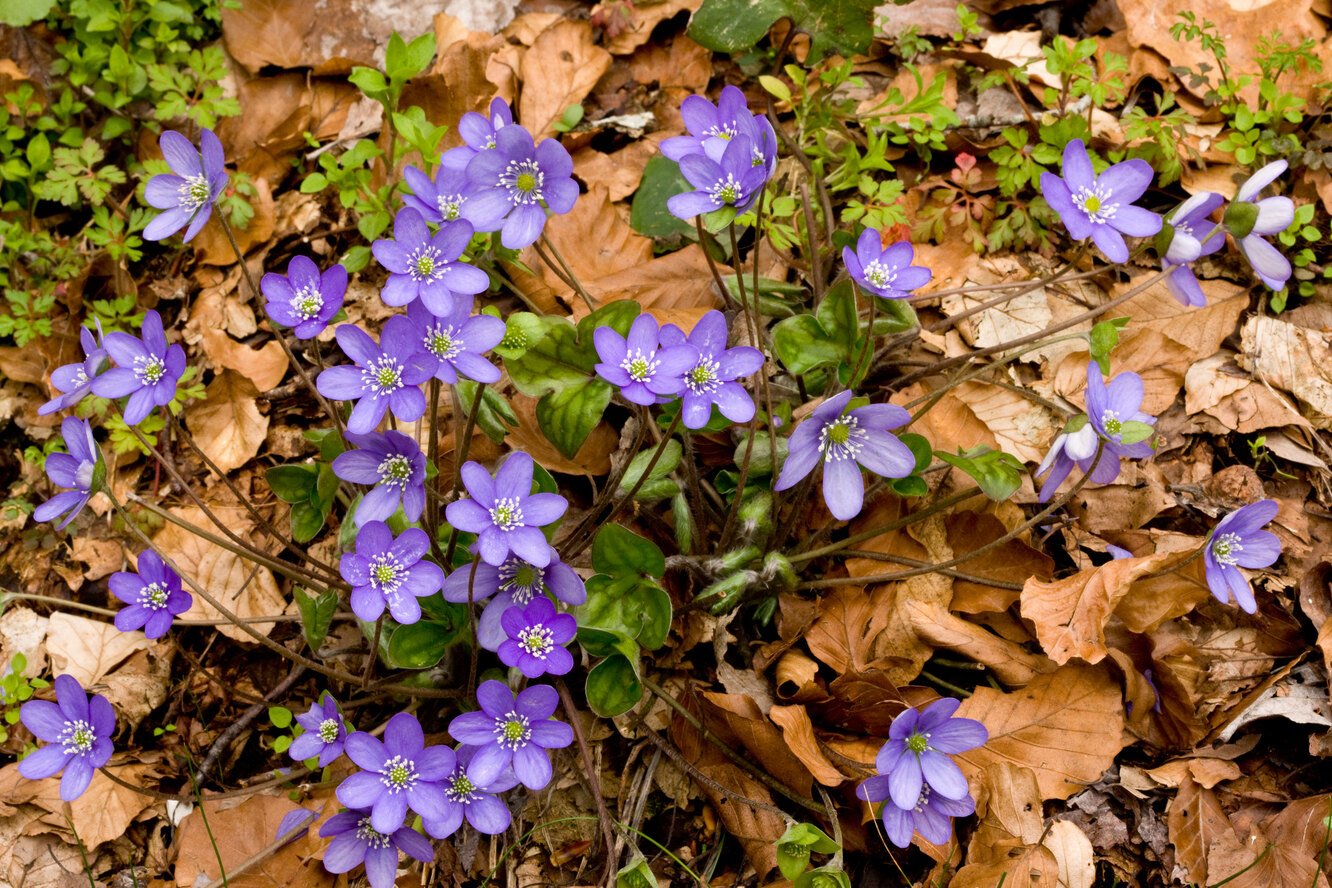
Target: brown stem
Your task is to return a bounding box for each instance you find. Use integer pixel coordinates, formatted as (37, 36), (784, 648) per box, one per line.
(556, 677), (618, 888)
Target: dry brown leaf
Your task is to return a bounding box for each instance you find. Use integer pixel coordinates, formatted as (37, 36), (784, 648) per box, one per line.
(1186, 352), (1312, 434)
(625, 33), (713, 94)
(518, 19), (611, 138)
(0, 761), (155, 850)
(946, 380), (1060, 464)
(1144, 757), (1241, 789)
(571, 136), (664, 201)
(1019, 551), (1174, 665)
(701, 693), (814, 797)
(1114, 549), (1213, 634)
(1239, 314), (1332, 428)
(955, 664), (1126, 801)
(951, 762), (1059, 888)
(599, 0), (702, 53)
(768, 705), (845, 786)
(45, 611), (148, 687)
(216, 75), (360, 183)
(1168, 775), (1235, 886)
(909, 602), (1053, 686)
(504, 392), (617, 476)
(185, 371), (270, 474)
(1044, 820), (1096, 888)
(222, 0), (437, 74)
(189, 290), (288, 392)
(947, 512), (1054, 614)
(175, 794), (336, 888)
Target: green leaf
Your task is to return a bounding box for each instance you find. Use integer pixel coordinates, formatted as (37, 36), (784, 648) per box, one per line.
(585, 652), (643, 717)
(688, 0), (877, 59)
(387, 621), (453, 669)
(294, 587), (338, 652)
(619, 440), (682, 499)
(534, 378), (613, 460)
(268, 706), (293, 728)
(266, 464), (318, 503)
(1088, 316), (1129, 375)
(1117, 420), (1155, 446)
(776, 823), (841, 880)
(617, 856), (659, 888)
(0, 0), (55, 26)
(771, 315), (843, 375)
(934, 446), (1025, 501)
(576, 626), (628, 659)
(289, 502), (325, 543)
(592, 525), (665, 578)
(630, 155), (695, 241)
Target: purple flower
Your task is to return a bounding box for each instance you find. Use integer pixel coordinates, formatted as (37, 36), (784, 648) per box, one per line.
(340, 521), (444, 624)
(275, 807), (321, 846)
(441, 97), (514, 175)
(871, 698), (987, 812)
(403, 163), (476, 225)
(1204, 499), (1281, 614)
(337, 712), (452, 833)
(333, 431), (427, 526)
(372, 209), (489, 316)
(1035, 363), (1156, 502)
(421, 745), (517, 839)
(661, 85), (778, 179)
(497, 596), (576, 678)
(405, 297), (505, 385)
(91, 309), (187, 426)
(444, 452), (568, 568)
(593, 313), (697, 407)
(858, 779), (976, 848)
(659, 310), (763, 428)
(288, 692), (347, 767)
(18, 674), (115, 801)
(33, 417), (100, 530)
(320, 807), (434, 888)
(773, 390), (915, 521)
(448, 681), (573, 790)
(143, 129), (228, 242)
(843, 230), (932, 300)
(1226, 160), (1294, 291)
(666, 135), (768, 220)
(39, 322), (107, 416)
(1040, 139), (1162, 263)
(316, 319), (435, 435)
(109, 550), (191, 639)
(442, 550), (587, 651)
(1160, 192), (1224, 308)
(1106, 544), (1133, 560)
(463, 124), (579, 249)
(262, 256), (347, 340)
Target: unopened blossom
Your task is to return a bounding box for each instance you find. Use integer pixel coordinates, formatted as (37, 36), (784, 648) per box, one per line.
(593, 313), (697, 407)
(373, 208), (489, 316)
(143, 128), (228, 242)
(1159, 192), (1224, 307)
(667, 134), (768, 219)
(337, 712), (452, 833)
(444, 453), (568, 568)
(39, 321), (107, 416)
(315, 319), (435, 435)
(843, 229), (933, 300)
(332, 431), (427, 526)
(340, 521), (444, 625)
(33, 417), (100, 530)
(404, 297), (504, 385)
(1040, 139), (1162, 263)
(1036, 363), (1155, 502)
(91, 309), (187, 425)
(288, 692), (347, 767)
(320, 807), (434, 888)
(448, 680), (573, 790)
(442, 548), (586, 650)
(1204, 499), (1281, 614)
(110, 550), (191, 639)
(773, 390), (915, 521)
(440, 97), (514, 175)
(403, 163), (476, 225)
(18, 674), (115, 801)
(1226, 160), (1295, 291)
(422, 745), (518, 839)
(262, 255), (347, 340)
(873, 698), (987, 811)
(659, 310), (763, 428)
(463, 124), (578, 249)
(498, 596), (576, 678)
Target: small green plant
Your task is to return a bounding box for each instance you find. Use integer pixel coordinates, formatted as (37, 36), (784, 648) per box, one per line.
(0, 653), (49, 745)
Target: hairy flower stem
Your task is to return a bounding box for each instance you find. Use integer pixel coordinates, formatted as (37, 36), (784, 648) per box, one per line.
(536, 233), (598, 312)
(695, 216), (739, 311)
(426, 379), (444, 562)
(443, 381), (487, 566)
(679, 429), (718, 539)
(554, 677), (618, 888)
(737, 213), (781, 535)
(797, 443), (1106, 590)
(216, 213), (344, 435)
(849, 282), (877, 387)
(717, 411), (759, 552)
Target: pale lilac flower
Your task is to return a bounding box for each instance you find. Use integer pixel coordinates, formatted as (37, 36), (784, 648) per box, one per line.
(320, 807), (434, 888)
(442, 549), (586, 651)
(661, 85), (778, 179)
(91, 309), (187, 425)
(858, 779), (976, 848)
(593, 313), (697, 407)
(288, 692), (346, 767)
(1226, 160), (1294, 291)
(337, 712), (452, 833)
(372, 208), (489, 316)
(666, 135), (768, 219)
(448, 681), (572, 790)
(403, 164), (476, 225)
(315, 318), (435, 435)
(463, 124), (578, 249)
(405, 297), (504, 385)
(843, 229), (932, 300)
(1160, 192), (1224, 307)
(773, 390), (915, 521)
(440, 97), (513, 175)
(110, 550), (191, 639)
(340, 521), (444, 624)
(275, 807), (321, 847)
(39, 322), (107, 416)
(262, 255), (347, 340)
(18, 674), (115, 801)
(333, 431), (427, 526)
(1040, 139), (1162, 263)
(444, 453), (568, 568)
(1204, 499), (1281, 614)
(498, 596), (576, 678)
(33, 417), (100, 530)
(872, 698), (987, 812)
(1106, 544), (1133, 560)
(143, 128), (228, 242)
(659, 310), (763, 428)
(421, 745), (517, 839)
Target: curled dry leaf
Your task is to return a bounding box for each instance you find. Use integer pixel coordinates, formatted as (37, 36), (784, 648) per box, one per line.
(175, 794), (336, 888)
(185, 371), (270, 474)
(518, 18), (611, 138)
(951, 762), (1060, 888)
(767, 704), (845, 786)
(0, 760), (156, 850)
(1239, 314), (1332, 429)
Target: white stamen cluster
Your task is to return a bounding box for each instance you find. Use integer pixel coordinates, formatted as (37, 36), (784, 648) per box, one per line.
(1212, 532), (1243, 566)
(361, 356), (404, 395)
(291, 284), (324, 320)
(380, 754), (418, 792)
(495, 711), (531, 750)
(517, 624), (555, 659)
(684, 357), (720, 395)
(59, 719), (95, 755)
(490, 497), (524, 531)
(133, 354), (167, 386)
(499, 560), (544, 605)
(819, 416), (869, 463)
(621, 349), (658, 383)
(408, 245), (446, 283)
(177, 174), (211, 209)
(499, 159), (545, 205)
(1073, 184), (1116, 224)
(355, 817), (392, 848)
(377, 454), (413, 489)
